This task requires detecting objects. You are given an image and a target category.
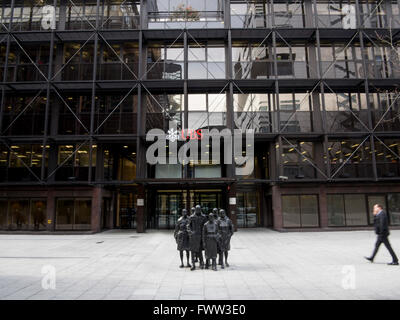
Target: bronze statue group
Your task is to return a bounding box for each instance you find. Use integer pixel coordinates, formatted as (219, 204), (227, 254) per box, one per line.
(174, 205), (234, 271)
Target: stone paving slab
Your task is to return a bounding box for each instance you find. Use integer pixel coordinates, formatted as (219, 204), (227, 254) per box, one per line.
(0, 229), (399, 300)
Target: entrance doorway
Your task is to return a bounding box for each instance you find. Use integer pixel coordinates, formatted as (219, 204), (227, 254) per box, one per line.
(149, 189), (223, 229)
(189, 190), (222, 214)
(156, 192), (183, 229)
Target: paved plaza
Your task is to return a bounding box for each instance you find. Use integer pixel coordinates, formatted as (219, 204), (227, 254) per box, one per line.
(0, 229), (399, 300)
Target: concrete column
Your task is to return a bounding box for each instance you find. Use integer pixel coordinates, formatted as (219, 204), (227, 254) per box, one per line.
(228, 183), (237, 231)
(319, 184), (328, 228)
(46, 189), (55, 231)
(272, 184), (283, 229)
(136, 184), (146, 233)
(91, 187), (102, 233)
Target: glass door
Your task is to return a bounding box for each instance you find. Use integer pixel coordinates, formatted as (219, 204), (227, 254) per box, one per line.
(156, 192), (185, 229)
(237, 191), (259, 227)
(189, 190), (222, 215)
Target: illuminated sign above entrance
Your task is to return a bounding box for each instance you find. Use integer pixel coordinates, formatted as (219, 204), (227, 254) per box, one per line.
(166, 129), (203, 142)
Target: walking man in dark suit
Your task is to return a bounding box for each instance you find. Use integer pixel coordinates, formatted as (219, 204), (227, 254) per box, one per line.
(365, 204), (399, 265)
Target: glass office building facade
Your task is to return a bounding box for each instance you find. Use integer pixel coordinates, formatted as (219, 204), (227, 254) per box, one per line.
(0, 0), (400, 232)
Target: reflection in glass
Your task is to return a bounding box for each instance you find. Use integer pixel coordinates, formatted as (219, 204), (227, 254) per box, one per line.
(56, 198), (91, 230)
(282, 195), (319, 227)
(233, 93), (271, 132)
(388, 193), (400, 226)
(237, 191), (259, 228)
(0, 200), (8, 229)
(327, 194), (345, 226)
(31, 200), (47, 230)
(9, 200), (29, 230)
(282, 195), (301, 227)
(344, 194), (368, 226)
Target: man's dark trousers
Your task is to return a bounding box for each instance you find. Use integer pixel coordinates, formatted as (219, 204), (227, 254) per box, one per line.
(371, 210), (398, 262)
(371, 235), (398, 262)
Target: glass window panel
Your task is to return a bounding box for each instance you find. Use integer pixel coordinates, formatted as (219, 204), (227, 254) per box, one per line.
(74, 199), (91, 230)
(189, 47), (206, 61)
(207, 62), (225, 78)
(188, 94), (207, 111)
(56, 199), (74, 230)
(155, 164), (182, 178)
(0, 200), (8, 229)
(194, 165), (221, 178)
(208, 93), (226, 112)
(388, 193), (400, 226)
(328, 194), (346, 226)
(344, 194), (368, 226)
(188, 62), (207, 79)
(279, 94), (295, 111)
(9, 200), (29, 230)
(166, 47), (184, 61)
(300, 195), (319, 227)
(246, 192), (258, 227)
(31, 200), (46, 230)
(207, 47), (225, 62)
(282, 195), (301, 227)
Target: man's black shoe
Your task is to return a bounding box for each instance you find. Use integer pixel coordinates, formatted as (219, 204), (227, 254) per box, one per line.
(388, 261), (399, 265)
(364, 256), (373, 263)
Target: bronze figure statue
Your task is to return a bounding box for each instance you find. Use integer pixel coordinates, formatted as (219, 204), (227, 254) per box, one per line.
(212, 207), (219, 219)
(190, 206), (198, 263)
(211, 207), (224, 266)
(202, 213), (219, 271)
(217, 209), (234, 268)
(187, 205), (207, 270)
(174, 209), (191, 268)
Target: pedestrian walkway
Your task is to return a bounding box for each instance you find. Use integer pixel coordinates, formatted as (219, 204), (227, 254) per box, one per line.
(0, 229), (399, 300)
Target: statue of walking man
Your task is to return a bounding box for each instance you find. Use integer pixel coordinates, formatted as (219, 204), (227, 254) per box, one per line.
(211, 208), (223, 266)
(187, 205), (207, 270)
(174, 209), (191, 268)
(203, 213), (219, 271)
(217, 209), (234, 268)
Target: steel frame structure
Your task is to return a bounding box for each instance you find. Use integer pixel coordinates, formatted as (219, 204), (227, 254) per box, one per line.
(0, 0), (399, 231)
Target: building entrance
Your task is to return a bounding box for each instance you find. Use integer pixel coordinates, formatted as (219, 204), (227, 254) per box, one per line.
(148, 189), (223, 229)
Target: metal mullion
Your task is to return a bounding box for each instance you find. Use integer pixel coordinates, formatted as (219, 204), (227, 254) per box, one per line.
(88, 0), (100, 184)
(358, 28), (376, 144)
(272, 29), (280, 134)
(184, 28), (188, 134)
(38, 0), (58, 182)
(0, 0), (14, 133)
(368, 133), (378, 181)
